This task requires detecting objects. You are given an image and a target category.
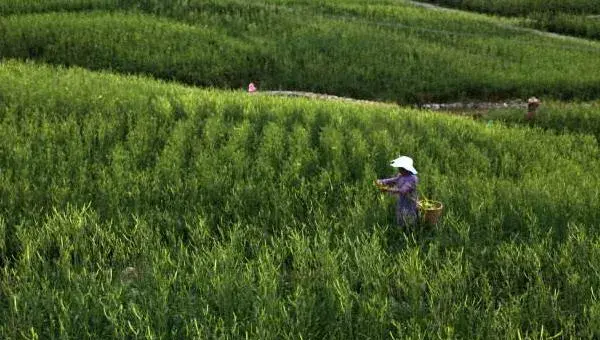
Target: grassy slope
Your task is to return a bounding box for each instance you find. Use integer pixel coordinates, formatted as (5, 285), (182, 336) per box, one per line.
(2, 0), (600, 338)
(482, 100), (600, 140)
(418, 0), (600, 40)
(416, 0), (600, 15)
(1, 60), (600, 338)
(1, 1), (600, 104)
(524, 12), (600, 41)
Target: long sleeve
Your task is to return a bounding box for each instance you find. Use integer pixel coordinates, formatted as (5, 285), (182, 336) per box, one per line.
(379, 176), (399, 186)
(386, 175), (417, 195)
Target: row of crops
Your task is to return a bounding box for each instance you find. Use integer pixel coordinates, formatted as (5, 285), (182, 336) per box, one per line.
(525, 12), (600, 41)
(3, 0), (599, 42)
(2, 0), (600, 338)
(2, 1), (600, 104)
(483, 100), (600, 141)
(418, 0), (600, 15)
(419, 0), (600, 40)
(1, 60), (600, 338)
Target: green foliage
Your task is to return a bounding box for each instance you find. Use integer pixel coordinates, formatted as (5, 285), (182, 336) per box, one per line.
(419, 0), (600, 41)
(418, 0), (600, 16)
(0, 0), (121, 15)
(485, 100), (600, 142)
(528, 12), (600, 41)
(2, 1), (600, 104)
(0, 12), (259, 88)
(1, 60), (600, 338)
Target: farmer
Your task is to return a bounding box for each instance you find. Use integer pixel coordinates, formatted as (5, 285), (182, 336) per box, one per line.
(525, 97), (540, 121)
(376, 156), (419, 227)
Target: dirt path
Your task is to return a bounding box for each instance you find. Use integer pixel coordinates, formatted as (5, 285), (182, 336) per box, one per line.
(259, 90), (397, 107)
(257, 90), (528, 114)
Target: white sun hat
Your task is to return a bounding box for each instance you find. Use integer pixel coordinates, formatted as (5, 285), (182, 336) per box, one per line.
(390, 156), (418, 174)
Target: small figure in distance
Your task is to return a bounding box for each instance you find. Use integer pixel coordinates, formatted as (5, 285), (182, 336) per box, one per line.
(248, 82), (257, 93)
(376, 156), (419, 227)
(525, 96), (541, 121)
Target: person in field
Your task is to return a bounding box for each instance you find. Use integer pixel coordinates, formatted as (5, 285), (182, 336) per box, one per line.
(525, 96), (540, 121)
(376, 156), (419, 226)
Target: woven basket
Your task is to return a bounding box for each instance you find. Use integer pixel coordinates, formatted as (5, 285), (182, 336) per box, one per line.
(418, 200), (444, 225)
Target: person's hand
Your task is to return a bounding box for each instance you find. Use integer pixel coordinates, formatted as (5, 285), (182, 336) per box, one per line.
(374, 180), (389, 192)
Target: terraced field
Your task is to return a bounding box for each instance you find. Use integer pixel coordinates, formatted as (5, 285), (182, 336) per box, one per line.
(419, 0), (600, 40)
(1, 1), (600, 338)
(2, 0), (600, 103)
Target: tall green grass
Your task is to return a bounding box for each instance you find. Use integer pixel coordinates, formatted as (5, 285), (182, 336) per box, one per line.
(0, 0), (120, 15)
(484, 100), (600, 142)
(418, 0), (600, 40)
(1, 60), (600, 338)
(0, 12), (261, 87)
(528, 12), (600, 41)
(2, 5), (600, 104)
(418, 0), (600, 16)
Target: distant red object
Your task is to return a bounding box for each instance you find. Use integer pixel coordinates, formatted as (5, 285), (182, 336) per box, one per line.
(248, 83), (257, 93)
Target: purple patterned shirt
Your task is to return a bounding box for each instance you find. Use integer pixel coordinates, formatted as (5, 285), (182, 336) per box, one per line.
(379, 174), (419, 225)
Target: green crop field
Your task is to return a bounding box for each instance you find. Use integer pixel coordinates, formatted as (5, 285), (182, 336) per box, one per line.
(484, 100), (600, 140)
(419, 0), (600, 40)
(418, 0), (600, 15)
(2, 0), (600, 338)
(526, 12), (600, 41)
(2, 60), (600, 338)
(2, 0), (600, 103)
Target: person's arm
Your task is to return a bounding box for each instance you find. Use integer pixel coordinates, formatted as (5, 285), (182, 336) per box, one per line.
(386, 176), (416, 194)
(376, 176), (400, 194)
(377, 176), (398, 186)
